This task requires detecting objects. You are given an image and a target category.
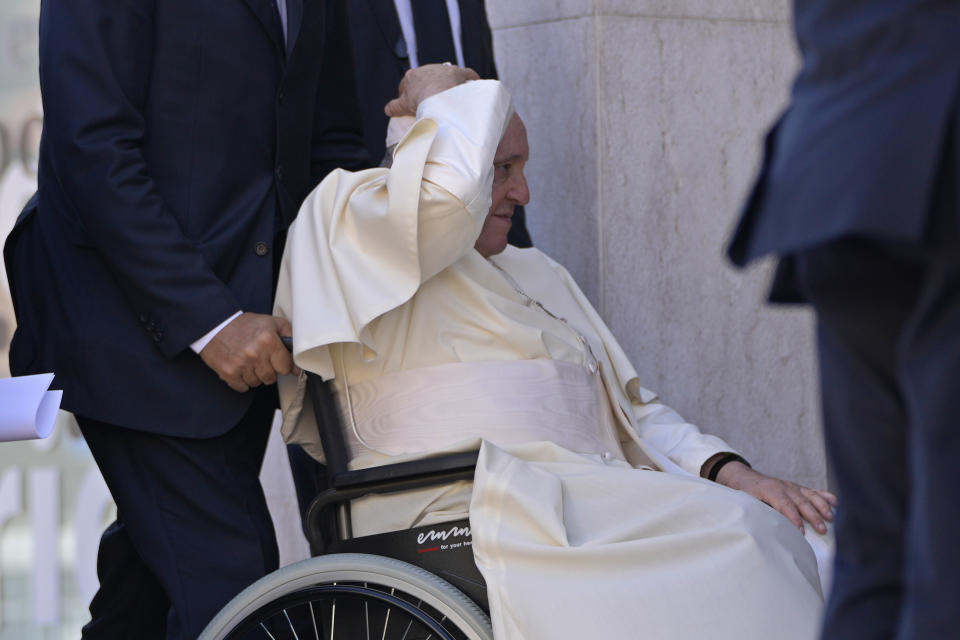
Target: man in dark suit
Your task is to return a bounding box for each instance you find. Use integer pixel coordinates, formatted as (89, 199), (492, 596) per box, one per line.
(728, 1), (960, 637)
(3, 1), (366, 638)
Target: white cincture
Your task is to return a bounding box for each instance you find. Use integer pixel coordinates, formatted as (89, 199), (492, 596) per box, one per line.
(335, 359), (627, 463)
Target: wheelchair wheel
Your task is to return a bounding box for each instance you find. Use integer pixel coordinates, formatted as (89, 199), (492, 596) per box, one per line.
(199, 553), (493, 640)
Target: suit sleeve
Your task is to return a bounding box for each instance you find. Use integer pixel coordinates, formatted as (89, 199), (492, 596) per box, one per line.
(38, 0), (240, 358)
(310, 0), (371, 184)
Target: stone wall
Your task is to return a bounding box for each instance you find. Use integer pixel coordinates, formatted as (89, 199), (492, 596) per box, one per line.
(488, 1), (827, 488)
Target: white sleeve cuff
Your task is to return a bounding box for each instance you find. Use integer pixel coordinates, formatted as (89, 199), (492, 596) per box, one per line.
(190, 310), (243, 354)
(631, 400), (740, 476)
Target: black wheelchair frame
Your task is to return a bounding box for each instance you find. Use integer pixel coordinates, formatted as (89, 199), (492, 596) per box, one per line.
(301, 370), (488, 609)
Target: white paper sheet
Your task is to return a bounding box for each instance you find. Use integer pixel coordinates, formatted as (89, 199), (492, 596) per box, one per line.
(0, 373), (61, 442)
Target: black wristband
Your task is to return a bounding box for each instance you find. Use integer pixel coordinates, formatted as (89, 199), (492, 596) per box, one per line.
(707, 453), (751, 482)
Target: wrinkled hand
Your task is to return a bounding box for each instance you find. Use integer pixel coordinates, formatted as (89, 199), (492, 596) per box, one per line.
(200, 312), (299, 392)
(384, 64), (480, 118)
(714, 461), (837, 535)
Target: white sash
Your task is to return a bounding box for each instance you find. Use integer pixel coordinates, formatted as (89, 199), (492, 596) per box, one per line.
(336, 359), (628, 462)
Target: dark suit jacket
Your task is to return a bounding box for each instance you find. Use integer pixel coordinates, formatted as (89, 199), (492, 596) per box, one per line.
(347, 0), (531, 247)
(4, 0), (367, 437)
(347, 0), (497, 165)
(728, 0), (960, 270)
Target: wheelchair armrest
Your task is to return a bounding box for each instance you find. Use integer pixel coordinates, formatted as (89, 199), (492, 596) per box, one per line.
(331, 450), (480, 488)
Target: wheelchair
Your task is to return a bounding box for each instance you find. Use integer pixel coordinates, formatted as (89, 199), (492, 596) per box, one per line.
(199, 363), (494, 640)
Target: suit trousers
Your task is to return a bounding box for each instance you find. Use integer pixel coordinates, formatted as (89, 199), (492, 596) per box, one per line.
(794, 164), (960, 638)
(76, 386), (279, 640)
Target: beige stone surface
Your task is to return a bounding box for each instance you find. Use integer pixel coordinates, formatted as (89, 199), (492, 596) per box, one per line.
(494, 17), (601, 303)
(486, 1), (792, 30)
(598, 0), (791, 22)
(595, 16), (820, 484)
(485, 1), (591, 30)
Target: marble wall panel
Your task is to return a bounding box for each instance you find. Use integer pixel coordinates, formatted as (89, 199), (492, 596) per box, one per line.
(599, 0), (791, 23)
(596, 16), (825, 486)
(485, 0), (791, 26)
(486, 0), (592, 30)
(493, 18), (601, 303)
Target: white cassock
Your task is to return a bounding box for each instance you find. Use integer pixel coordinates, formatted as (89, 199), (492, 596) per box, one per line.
(274, 80), (825, 639)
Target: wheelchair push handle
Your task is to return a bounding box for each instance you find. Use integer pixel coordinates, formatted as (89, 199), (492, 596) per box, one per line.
(277, 333), (354, 480)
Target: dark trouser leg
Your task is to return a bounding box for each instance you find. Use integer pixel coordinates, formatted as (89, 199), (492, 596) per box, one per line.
(797, 198), (960, 638)
(797, 238), (919, 639)
(894, 226), (960, 638)
(82, 519), (168, 639)
(77, 386), (279, 640)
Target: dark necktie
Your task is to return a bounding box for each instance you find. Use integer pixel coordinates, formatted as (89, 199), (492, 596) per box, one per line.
(410, 0), (457, 65)
(267, 0), (285, 50)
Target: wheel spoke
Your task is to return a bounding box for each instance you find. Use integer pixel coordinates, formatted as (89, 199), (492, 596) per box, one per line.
(364, 583), (370, 640)
(329, 599), (336, 640)
(283, 609), (300, 640)
(259, 622), (279, 640)
(378, 588), (397, 640)
(380, 607), (391, 640)
(364, 599), (371, 640)
(422, 612), (447, 640)
(429, 613), (449, 640)
(401, 600), (424, 640)
(308, 602), (320, 640)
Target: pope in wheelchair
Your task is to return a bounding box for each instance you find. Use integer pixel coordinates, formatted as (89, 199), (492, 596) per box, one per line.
(223, 66), (835, 640)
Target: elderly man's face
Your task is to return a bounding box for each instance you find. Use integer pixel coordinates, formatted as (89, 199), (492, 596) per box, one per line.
(475, 114), (530, 258)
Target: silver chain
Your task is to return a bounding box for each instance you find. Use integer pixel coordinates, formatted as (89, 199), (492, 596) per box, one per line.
(488, 258), (599, 372)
